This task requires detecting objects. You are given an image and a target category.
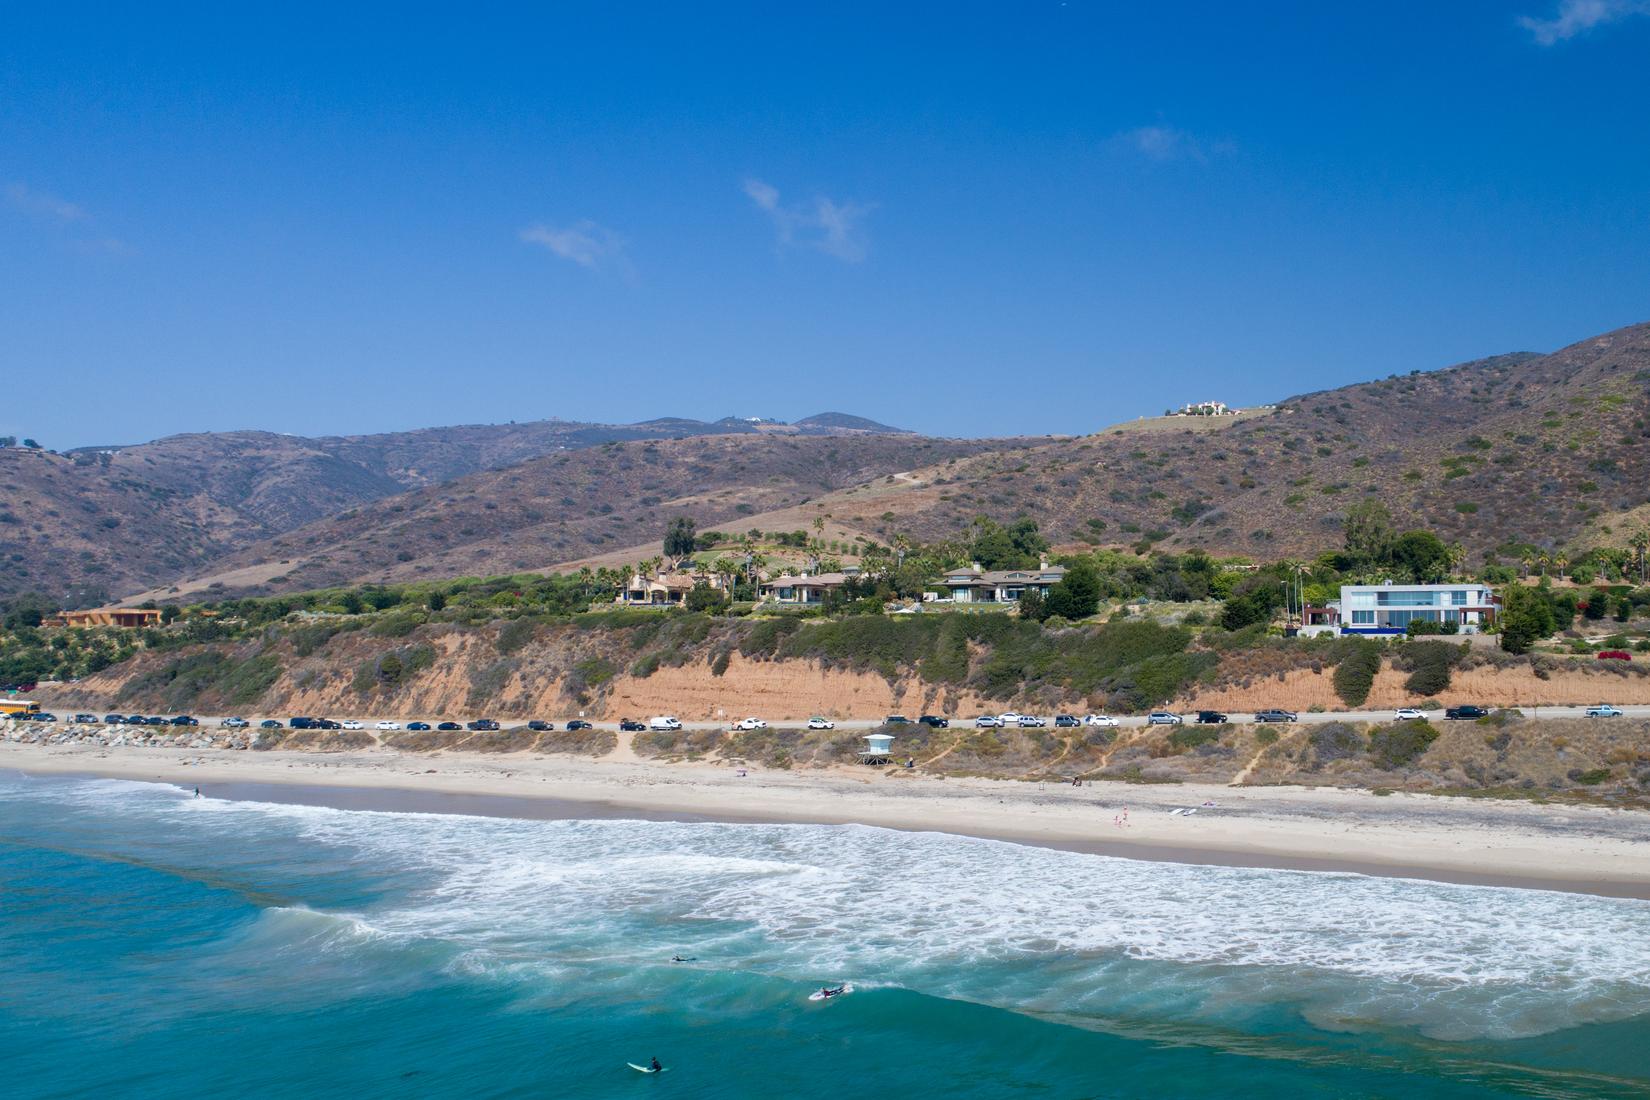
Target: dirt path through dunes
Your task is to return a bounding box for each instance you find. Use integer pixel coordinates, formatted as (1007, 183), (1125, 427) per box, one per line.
(1227, 725), (1300, 788)
(608, 727), (641, 763)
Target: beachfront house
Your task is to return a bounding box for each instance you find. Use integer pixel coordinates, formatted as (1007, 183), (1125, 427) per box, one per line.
(43, 607), (165, 629)
(1334, 582), (1498, 636)
(933, 562), (1066, 604)
(757, 572), (853, 605)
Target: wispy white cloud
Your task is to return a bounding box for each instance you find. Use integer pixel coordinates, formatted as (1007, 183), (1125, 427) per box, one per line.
(5, 182), (88, 222)
(742, 178), (873, 262)
(1518, 0), (1650, 44)
(519, 219), (631, 274)
(1110, 125), (1231, 163)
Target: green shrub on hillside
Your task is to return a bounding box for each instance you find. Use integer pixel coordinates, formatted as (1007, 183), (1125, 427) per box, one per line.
(1400, 639), (1462, 697)
(1331, 638), (1382, 706)
(1367, 719), (1439, 769)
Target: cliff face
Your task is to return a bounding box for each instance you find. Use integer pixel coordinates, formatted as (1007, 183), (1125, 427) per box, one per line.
(29, 616), (1650, 802)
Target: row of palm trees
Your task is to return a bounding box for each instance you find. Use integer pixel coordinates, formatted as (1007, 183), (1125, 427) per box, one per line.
(1518, 528), (1650, 583)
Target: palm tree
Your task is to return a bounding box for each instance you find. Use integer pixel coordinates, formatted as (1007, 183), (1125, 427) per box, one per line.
(1536, 552), (1550, 578)
(1519, 553), (1534, 579)
(1554, 553), (1569, 580)
(1631, 528), (1650, 584)
(1444, 542), (1466, 579)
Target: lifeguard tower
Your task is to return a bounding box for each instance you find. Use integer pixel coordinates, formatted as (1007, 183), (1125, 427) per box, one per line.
(859, 733), (894, 765)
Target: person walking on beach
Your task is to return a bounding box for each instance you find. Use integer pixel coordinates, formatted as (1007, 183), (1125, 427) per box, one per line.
(193, 787), (200, 798)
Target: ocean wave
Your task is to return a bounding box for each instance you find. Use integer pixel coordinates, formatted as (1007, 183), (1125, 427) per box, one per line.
(8, 774), (1650, 1041)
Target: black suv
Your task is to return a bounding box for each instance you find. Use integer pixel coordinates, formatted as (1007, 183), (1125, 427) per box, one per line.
(290, 716), (317, 729)
(1444, 705), (1489, 720)
(1054, 714), (1081, 728)
(104, 714), (126, 724)
(567, 720), (593, 731)
(527, 720), (553, 731)
(1195, 711), (1229, 725)
(1254, 709), (1298, 723)
(170, 715), (199, 726)
(467, 719), (500, 731)
(917, 715), (949, 728)
(618, 719), (646, 732)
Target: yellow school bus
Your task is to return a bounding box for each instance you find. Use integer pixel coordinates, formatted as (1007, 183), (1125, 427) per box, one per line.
(0, 700), (42, 717)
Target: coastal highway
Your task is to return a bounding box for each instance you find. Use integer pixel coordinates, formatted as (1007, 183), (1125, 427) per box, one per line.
(43, 704), (1650, 732)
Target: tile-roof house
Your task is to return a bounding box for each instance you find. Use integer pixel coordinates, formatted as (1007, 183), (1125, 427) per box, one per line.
(757, 572), (854, 605)
(936, 562), (1066, 603)
(617, 572), (724, 606)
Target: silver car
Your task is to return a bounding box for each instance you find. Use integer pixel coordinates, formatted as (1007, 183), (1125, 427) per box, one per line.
(1147, 712), (1183, 726)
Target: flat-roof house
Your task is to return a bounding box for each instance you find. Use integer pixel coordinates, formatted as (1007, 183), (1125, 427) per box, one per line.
(45, 607), (164, 629)
(1337, 582), (1498, 635)
(936, 562), (1066, 604)
(758, 572), (853, 605)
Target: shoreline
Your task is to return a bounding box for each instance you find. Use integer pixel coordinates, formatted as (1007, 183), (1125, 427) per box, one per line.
(6, 742), (1650, 899)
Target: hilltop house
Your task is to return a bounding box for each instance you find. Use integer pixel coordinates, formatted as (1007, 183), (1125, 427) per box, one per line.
(1299, 582), (1499, 637)
(933, 562), (1066, 604)
(1172, 400), (1236, 417)
(758, 572), (855, 605)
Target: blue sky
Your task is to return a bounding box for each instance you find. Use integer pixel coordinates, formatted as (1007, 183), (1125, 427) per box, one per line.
(5, 2), (1650, 448)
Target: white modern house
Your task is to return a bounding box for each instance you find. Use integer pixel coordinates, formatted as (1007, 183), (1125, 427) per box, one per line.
(1329, 582), (1499, 636)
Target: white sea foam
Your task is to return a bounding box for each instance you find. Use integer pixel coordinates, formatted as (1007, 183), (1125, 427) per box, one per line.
(13, 775), (1650, 1040)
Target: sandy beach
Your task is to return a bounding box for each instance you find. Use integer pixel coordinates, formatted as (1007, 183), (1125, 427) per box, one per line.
(7, 739), (1649, 899)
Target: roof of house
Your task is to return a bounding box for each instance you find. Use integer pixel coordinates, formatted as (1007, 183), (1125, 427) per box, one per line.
(762, 572), (853, 588)
(940, 565), (1066, 586)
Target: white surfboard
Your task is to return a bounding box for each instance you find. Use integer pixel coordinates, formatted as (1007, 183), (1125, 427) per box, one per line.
(808, 983), (854, 1002)
(628, 1063), (667, 1074)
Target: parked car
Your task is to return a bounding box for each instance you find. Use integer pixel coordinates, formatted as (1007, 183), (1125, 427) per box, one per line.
(1253, 709), (1298, 723)
(649, 715), (683, 731)
(1444, 705), (1489, 721)
(996, 712), (1024, 726)
(974, 715), (1003, 728)
(341, 720), (365, 730)
(1394, 707), (1427, 721)
(375, 720), (401, 731)
(407, 722), (432, 731)
(316, 719), (341, 730)
(1585, 704), (1624, 718)
(527, 720), (553, 732)
(807, 717), (835, 730)
(734, 717), (768, 731)
(437, 721), (462, 731)
(104, 714), (126, 725)
(1017, 715), (1046, 728)
(170, 715), (199, 726)
(883, 714), (912, 725)
(32, 712), (57, 722)
(146, 716), (167, 725)
(619, 719), (647, 732)
(259, 719), (282, 729)
(918, 715), (949, 728)
(221, 717), (249, 728)
(566, 720), (593, 731)
(1083, 714), (1119, 728)
(467, 719), (500, 731)
(1195, 711), (1229, 725)
(1147, 711), (1183, 726)
(73, 713), (100, 724)
(290, 716), (317, 729)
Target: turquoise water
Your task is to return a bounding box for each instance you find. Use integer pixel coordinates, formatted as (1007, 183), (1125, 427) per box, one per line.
(3, 772), (1650, 1098)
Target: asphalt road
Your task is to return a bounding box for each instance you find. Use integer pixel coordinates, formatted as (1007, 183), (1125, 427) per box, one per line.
(20, 704), (1650, 732)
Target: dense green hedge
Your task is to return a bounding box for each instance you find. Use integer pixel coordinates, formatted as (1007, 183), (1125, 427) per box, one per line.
(1332, 638), (1383, 706)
